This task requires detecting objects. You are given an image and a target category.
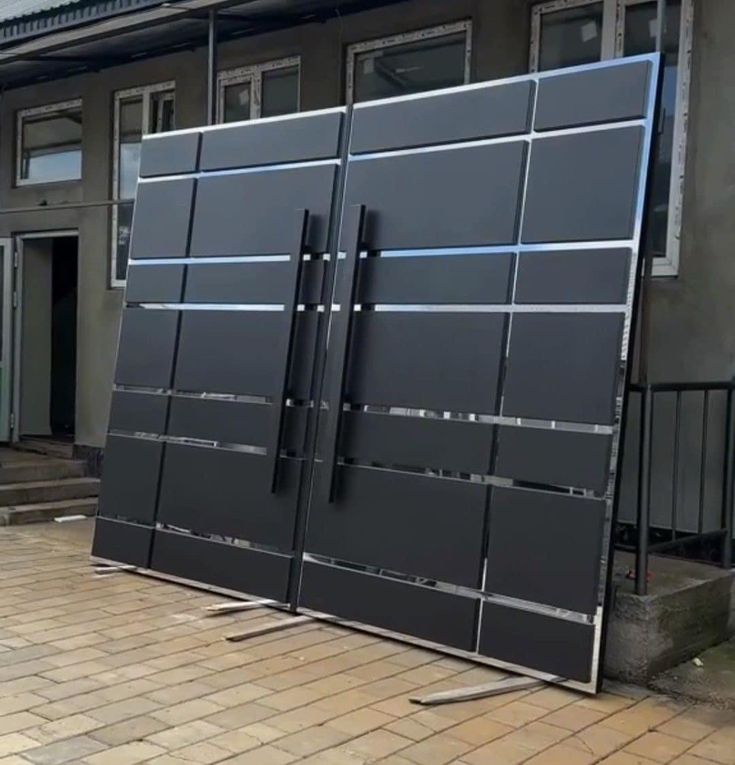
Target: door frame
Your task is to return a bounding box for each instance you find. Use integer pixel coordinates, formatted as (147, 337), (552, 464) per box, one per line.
(11, 229), (79, 443)
(0, 238), (13, 442)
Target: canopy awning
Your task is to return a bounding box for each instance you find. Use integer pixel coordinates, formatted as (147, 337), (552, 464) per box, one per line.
(0, 0), (407, 90)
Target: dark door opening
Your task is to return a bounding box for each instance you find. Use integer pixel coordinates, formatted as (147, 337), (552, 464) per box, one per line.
(19, 235), (78, 440)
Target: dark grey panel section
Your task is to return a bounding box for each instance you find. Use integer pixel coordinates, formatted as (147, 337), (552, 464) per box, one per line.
(515, 249), (631, 305)
(190, 165), (337, 256)
(342, 253), (513, 305)
(151, 530), (292, 602)
(174, 311), (318, 399)
(167, 396), (308, 453)
(485, 488), (605, 614)
(185, 260), (325, 305)
(339, 411), (494, 474)
(92, 517), (153, 568)
(126, 264), (186, 304)
(342, 143), (526, 250)
(503, 314), (624, 424)
(300, 561), (478, 651)
(521, 127), (644, 243)
(479, 604), (594, 683)
(536, 60), (651, 130)
(350, 81), (533, 153)
(157, 443), (301, 549)
(109, 390), (168, 435)
(200, 111), (343, 170)
(98, 435), (163, 525)
(114, 309), (178, 389)
(307, 465), (487, 588)
(346, 312), (506, 413)
(495, 426), (612, 494)
(130, 178), (196, 259)
(139, 132), (201, 177)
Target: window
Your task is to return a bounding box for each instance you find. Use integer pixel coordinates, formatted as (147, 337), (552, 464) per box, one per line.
(218, 58), (300, 123)
(530, 0), (693, 276)
(112, 83), (175, 287)
(346, 21), (472, 104)
(16, 100), (83, 185)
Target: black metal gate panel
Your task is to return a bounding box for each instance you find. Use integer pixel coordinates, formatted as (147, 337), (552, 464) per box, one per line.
(299, 55), (660, 692)
(93, 109), (346, 603)
(93, 55), (660, 693)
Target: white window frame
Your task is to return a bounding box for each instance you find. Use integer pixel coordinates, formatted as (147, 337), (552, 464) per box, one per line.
(345, 20), (473, 105)
(111, 81), (175, 288)
(16, 99), (83, 187)
(529, 0), (693, 277)
(217, 56), (300, 123)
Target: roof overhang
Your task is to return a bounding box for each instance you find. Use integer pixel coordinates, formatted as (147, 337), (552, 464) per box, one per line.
(0, 0), (409, 90)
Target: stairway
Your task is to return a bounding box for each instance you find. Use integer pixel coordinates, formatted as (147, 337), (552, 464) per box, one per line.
(0, 447), (99, 526)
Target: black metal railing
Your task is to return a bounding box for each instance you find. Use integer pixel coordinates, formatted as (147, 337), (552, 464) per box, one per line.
(619, 382), (735, 595)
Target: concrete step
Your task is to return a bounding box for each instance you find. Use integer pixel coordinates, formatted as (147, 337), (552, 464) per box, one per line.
(0, 477), (99, 506)
(0, 459), (87, 485)
(0, 497), (98, 526)
(14, 439), (75, 460)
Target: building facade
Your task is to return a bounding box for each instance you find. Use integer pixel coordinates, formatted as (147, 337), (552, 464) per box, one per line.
(0, 0), (730, 463)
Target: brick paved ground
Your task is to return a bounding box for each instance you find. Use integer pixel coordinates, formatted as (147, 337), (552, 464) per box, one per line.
(0, 521), (733, 765)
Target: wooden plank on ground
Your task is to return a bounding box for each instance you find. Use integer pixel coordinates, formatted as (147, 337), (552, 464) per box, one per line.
(410, 675), (545, 705)
(204, 599), (277, 615)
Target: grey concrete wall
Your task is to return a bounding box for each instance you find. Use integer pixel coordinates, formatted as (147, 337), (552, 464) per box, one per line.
(0, 0), (732, 450)
(646, 0), (735, 383)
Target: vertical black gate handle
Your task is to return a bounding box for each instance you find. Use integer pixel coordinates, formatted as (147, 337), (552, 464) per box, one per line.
(323, 204), (366, 502)
(267, 208), (309, 492)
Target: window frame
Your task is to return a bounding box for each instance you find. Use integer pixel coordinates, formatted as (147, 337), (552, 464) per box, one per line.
(529, 0), (693, 277)
(16, 99), (83, 187)
(345, 20), (473, 105)
(111, 81), (175, 288)
(217, 56), (301, 123)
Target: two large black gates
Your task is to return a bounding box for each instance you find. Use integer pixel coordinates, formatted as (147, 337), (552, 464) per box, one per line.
(93, 54), (661, 693)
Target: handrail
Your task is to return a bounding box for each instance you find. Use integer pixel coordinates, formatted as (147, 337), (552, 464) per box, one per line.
(621, 381), (735, 594)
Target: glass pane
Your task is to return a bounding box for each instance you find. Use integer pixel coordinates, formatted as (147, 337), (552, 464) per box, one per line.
(262, 66), (299, 118)
(150, 91), (175, 133)
(353, 31), (467, 103)
(20, 107), (82, 183)
(624, 0), (682, 258)
(223, 81), (252, 122)
(538, 3), (604, 71)
(118, 98), (143, 200)
(116, 202), (135, 283)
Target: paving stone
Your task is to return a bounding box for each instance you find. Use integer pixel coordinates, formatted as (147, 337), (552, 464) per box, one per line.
(524, 743), (598, 765)
(274, 726), (351, 756)
(461, 736), (537, 765)
(0, 734), (38, 758)
(567, 723), (635, 758)
(26, 714), (103, 744)
(485, 701), (549, 728)
(0, 712), (46, 736)
(89, 715), (169, 747)
(83, 741), (166, 765)
(22, 734), (106, 764)
(400, 733), (474, 765)
(146, 720), (224, 749)
(625, 732), (692, 763)
(150, 699), (224, 726)
(541, 703), (609, 732)
(688, 728), (735, 765)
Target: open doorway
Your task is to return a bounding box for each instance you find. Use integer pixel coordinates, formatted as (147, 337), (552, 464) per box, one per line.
(15, 233), (78, 443)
